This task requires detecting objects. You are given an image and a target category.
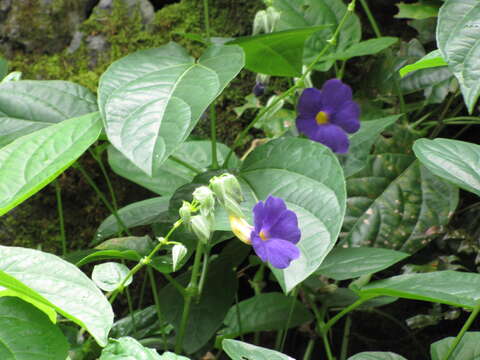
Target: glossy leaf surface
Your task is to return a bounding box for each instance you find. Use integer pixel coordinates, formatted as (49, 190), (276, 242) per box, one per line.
(222, 339), (294, 360)
(0, 112), (102, 216)
(413, 138), (480, 197)
(431, 332), (480, 360)
(92, 262), (132, 292)
(228, 26), (327, 76)
(100, 337), (163, 359)
(0, 297), (69, 360)
(222, 292), (313, 336)
(348, 352), (408, 360)
(0, 245), (113, 346)
(0, 80), (97, 147)
(360, 270), (480, 309)
(99, 43), (244, 175)
(322, 37), (399, 61)
(240, 137), (346, 292)
(96, 196), (171, 240)
(317, 247), (409, 281)
(108, 141), (238, 195)
(437, 0), (480, 112)
(344, 127), (458, 253)
(399, 50), (447, 77)
(272, 0), (361, 71)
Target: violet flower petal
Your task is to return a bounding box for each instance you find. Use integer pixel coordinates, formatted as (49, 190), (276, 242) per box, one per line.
(268, 210), (301, 244)
(254, 237), (301, 269)
(296, 114), (319, 139)
(262, 195), (287, 232)
(331, 100), (361, 133)
(319, 79), (353, 110)
(297, 88), (323, 117)
(312, 124), (350, 154)
(252, 200), (265, 233)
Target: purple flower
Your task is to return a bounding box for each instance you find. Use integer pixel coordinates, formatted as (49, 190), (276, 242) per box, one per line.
(251, 196), (301, 269)
(296, 79), (360, 154)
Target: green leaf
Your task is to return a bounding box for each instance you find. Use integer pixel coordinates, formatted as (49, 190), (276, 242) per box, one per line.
(348, 352), (408, 360)
(319, 287), (397, 310)
(92, 262), (132, 292)
(395, 2), (441, 19)
(344, 127), (458, 253)
(316, 247), (409, 281)
(399, 50), (448, 77)
(322, 37), (399, 61)
(96, 197), (171, 241)
(413, 138), (480, 197)
(272, 0), (361, 71)
(0, 57), (8, 80)
(339, 115), (401, 177)
(108, 140), (239, 195)
(159, 353), (191, 360)
(431, 332), (480, 360)
(240, 137), (346, 292)
(437, 0), (480, 113)
(0, 112), (102, 216)
(359, 270), (480, 309)
(222, 292), (313, 336)
(222, 339), (294, 360)
(100, 337), (163, 359)
(99, 43), (244, 175)
(228, 26), (327, 77)
(0, 245), (113, 346)
(158, 256), (238, 353)
(0, 80), (98, 147)
(401, 66), (454, 104)
(0, 297), (69, 360)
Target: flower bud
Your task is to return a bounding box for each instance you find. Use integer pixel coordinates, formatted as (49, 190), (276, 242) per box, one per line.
(252, 82), (265, 97)
(209, 174), (244, 218)
(172, 243), (188, 271)
(192, 186), (215, 216)
(228, 215), (253, 245)
(191, 215), (212, 244)
(179, 201), (192, 224)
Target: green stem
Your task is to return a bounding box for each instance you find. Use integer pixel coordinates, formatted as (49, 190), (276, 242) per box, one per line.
(430, 92), (457, 138)
(75, 162), (131, 238)
(444, 302), (480, 360)
(125, 284), (137, 334)
(359, 0), (382, 37)
(234, 293), (245, 342)
(340, 316), (352, 360)
(54, 180), (67, 255)
(280, 287), (298, 352)
(323, 297), (372, 333)
(210, 104), (219, 169)
(109, 220), (183, 304)
(147, 267), (167, 350)
(321, 330), (334, 360)
(302, 339), (315, 360)
(170, 155), (202, 174)
(175, 240), (205, 353)
(89, 149), (118, 211)
(197, 248), (210, 296)
(223, 0), (357, 166)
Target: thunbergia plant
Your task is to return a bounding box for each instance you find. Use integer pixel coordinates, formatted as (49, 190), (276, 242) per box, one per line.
(2, 0), (480, 359)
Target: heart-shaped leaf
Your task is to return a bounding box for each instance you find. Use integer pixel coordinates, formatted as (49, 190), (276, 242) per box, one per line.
(239, 137), (346, 292)
(0, 245), (114, 346)
(437, 0), (480, 112)
(0, 80), (97, 147)
(99, 43), (244, 175)
(0, 112), (102, 216)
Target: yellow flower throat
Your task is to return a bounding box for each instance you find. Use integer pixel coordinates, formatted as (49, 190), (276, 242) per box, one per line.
(260, 230), (268, 241)
(315, 111), (329, 125)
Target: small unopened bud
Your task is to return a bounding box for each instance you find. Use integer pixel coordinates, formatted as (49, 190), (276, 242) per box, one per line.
(179, 201), (192, 223)
(172, 243), (188, 271)
(191, 215), (212, 244)
(252, 82), (265, 97)
(210, 174), (244, 217)
(192, 186), (215, 216)
(228, 215), (253, 245)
